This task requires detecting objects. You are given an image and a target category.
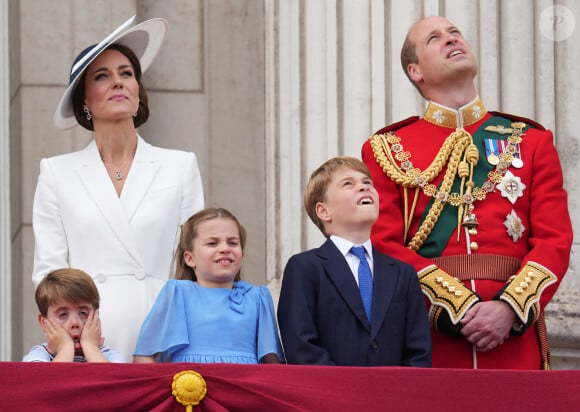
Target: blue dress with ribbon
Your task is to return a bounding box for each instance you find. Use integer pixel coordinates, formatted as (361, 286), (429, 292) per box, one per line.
(134, 279), (284, 364)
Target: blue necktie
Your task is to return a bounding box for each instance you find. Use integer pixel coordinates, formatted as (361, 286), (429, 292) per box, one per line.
(351, 246), (373, 323)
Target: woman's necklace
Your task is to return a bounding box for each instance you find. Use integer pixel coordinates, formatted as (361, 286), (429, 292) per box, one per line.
(105, 157), (131, 180)
(100, 142), (137, 181)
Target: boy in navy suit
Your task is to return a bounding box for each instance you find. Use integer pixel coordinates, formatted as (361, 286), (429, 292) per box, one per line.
(277, 156), (431, 366)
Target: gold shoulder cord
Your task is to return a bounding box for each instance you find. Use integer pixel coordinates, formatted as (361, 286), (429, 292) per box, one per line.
(370, 129), (477, 251)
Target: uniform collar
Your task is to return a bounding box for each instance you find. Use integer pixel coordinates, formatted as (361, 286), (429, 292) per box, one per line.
(423, 96), (487, 128)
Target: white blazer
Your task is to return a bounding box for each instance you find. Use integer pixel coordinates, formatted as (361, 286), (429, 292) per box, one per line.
(31, 135), (204, 360)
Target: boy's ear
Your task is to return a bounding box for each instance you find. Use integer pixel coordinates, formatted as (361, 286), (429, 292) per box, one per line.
(38, 314), (47, 332)
(315, 202), (331, 223)
(184, 250), (196, 269)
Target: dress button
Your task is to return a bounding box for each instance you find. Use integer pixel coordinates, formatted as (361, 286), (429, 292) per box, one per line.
(370, 340), (378, 349)
(135, 270), (146, 280)
(95, 273), (106, 283)
(470, 241), (479, 251)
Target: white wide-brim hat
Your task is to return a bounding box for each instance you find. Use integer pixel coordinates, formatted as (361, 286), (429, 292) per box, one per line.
(54, 15), (167, 129)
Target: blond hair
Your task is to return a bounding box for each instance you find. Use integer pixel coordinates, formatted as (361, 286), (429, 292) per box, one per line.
(304, 156), (373, 236)
(174, 207), (247, 281)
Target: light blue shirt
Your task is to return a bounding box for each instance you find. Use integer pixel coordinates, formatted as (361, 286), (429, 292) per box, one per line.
(22, 344), (125, 363)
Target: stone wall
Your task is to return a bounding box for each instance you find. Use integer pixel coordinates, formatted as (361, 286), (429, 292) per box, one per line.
(4, 0), (579, 367)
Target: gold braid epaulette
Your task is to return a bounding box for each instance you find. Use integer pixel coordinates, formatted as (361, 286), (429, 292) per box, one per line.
(369, 132), (456, 186)
(370, 130), (474, 251)
(499, 262), (557, 325)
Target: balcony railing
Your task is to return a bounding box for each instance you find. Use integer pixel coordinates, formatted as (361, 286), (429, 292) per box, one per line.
(2, 362), (579, 411)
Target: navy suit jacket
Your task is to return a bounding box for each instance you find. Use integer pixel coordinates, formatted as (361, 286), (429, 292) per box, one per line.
(277, 239), (431, 366)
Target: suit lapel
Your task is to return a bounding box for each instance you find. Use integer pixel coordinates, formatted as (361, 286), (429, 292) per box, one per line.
(319, 239), (371, 331)
(370, 247), (397, 339)
(76, 139), (144, 265)
(120, 136), (160, 221)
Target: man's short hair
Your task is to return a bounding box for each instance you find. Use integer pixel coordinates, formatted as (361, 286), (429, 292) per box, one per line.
(400, 22), (423, 96)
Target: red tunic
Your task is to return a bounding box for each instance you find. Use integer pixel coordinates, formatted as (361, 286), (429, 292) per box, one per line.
(361, 98), (572, 369)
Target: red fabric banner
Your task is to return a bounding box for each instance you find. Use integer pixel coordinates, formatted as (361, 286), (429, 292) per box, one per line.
(1, 362), (579, 411)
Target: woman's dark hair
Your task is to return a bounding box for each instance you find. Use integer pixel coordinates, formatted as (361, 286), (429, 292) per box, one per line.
(72, 43), (150, 130)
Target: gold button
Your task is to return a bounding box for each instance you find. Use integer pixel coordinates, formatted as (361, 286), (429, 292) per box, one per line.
(524, 276), (531, 283)
(442, 281), (449, 287)
(470, 241), (479, 251)
(448, 286), (456, 292)
(515, 287), (523, 294)
(455, 290), (463, 297)
(520, 281), (529, 288)
(436, 276), (443, 283)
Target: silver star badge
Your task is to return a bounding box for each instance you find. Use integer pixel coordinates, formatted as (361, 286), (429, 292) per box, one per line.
(504, 210), (525, 242)
(497, 171), (526, 204)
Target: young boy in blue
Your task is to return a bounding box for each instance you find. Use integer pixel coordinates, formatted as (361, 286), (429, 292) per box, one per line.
(23, 268), (124, 362)
(277, 156), (431, 366)
(133, 208), (284, 364)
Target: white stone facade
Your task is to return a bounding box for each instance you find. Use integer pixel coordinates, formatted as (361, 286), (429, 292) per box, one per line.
(1, 0), (578, 367)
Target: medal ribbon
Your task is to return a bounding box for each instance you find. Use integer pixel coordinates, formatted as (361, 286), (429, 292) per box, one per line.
(415, 116), (528, 258)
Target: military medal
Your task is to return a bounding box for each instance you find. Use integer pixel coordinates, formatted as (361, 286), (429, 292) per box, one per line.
(504, 209), (525, 242)
(485, 124), (525, 169)
(508, 123), (525, 168)
(485, 139), (500, 165)
(512, 147), (523, 168)
(497, 171), (526, 204)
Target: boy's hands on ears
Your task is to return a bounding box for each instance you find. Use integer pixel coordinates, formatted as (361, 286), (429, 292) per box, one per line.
(80, 309), (108, 362)
(43, 318), (74, 362)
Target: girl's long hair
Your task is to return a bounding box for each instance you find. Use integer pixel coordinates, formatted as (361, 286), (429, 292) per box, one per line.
(173, 207), (246, 281)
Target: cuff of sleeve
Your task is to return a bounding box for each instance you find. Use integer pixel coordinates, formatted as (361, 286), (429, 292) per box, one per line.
(496, 261), (557, 327)
(419, 265), (480, 325)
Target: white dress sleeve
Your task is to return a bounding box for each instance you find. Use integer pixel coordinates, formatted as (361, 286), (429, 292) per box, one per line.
(32, 158), (70, 286)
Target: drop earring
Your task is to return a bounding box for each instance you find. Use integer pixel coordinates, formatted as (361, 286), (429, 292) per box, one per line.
(83, 106), (92, 121)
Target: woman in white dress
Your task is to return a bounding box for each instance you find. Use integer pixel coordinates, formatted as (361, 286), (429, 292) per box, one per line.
(32, 16), (204, 360)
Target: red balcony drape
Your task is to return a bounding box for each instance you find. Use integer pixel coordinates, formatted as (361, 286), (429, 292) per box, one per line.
(1, 362), (579, 411)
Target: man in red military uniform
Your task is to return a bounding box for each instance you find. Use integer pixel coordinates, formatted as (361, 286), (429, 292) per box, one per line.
(362, 16), (572, 369)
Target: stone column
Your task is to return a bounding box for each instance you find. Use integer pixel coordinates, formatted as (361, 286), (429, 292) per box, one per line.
(544, 0), (580, 369)
(0, 0), (12, 361)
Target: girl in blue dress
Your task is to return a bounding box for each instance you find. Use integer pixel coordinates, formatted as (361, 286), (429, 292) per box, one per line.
(133, 208), (284, 364)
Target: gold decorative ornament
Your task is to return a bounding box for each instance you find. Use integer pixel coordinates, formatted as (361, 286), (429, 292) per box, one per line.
(172, 370), (207, 411)
(419, 266), (479, 324)
(423, 98), (487, 128)
(500, 262), (557, 324)
(370, 120), (527, 251)
(485, 125), (513, 135)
